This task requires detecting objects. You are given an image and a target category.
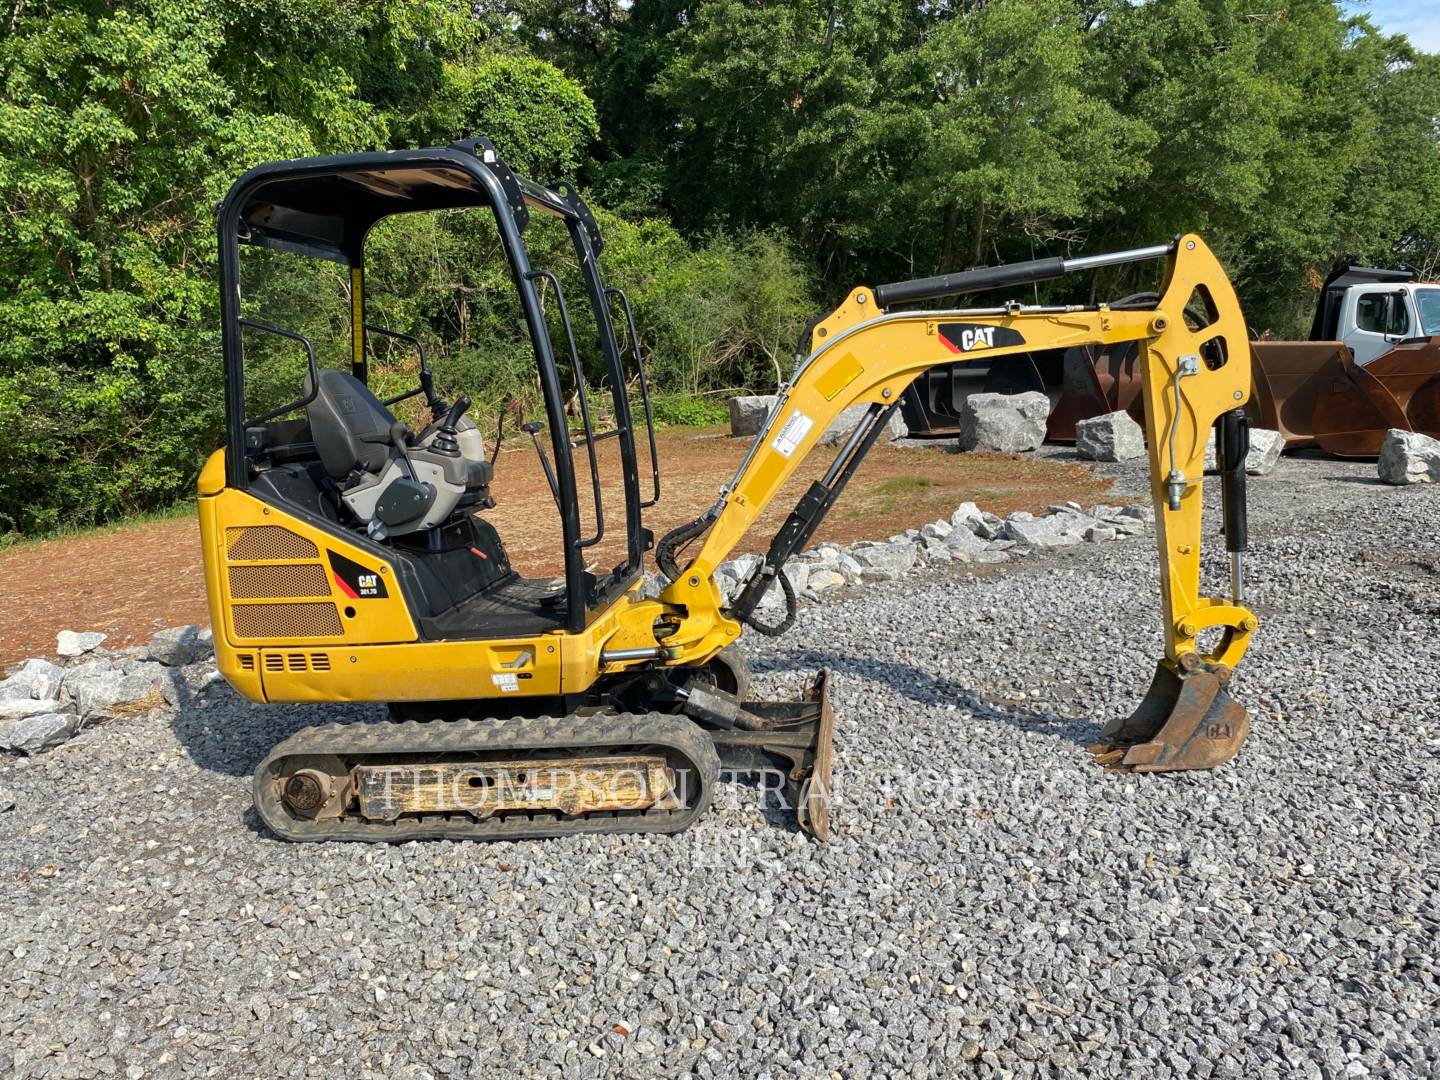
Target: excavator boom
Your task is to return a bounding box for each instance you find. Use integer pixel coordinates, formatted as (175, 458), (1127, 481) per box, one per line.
(647, 235), (1258, 780)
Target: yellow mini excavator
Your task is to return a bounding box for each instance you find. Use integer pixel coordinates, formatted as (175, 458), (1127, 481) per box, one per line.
(199, 141), (1261, 842)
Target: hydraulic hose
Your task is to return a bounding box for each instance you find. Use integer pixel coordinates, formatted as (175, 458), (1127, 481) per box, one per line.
(656, 512), (714, 583)
(735, 568), (798, 638)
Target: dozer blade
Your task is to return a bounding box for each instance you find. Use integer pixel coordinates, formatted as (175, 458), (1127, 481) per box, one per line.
(1086, 660), (1250, 773)
(707, 668), (835, 840)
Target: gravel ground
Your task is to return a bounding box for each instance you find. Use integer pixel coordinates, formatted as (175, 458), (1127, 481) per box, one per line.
(1, 452), (1437, 1079)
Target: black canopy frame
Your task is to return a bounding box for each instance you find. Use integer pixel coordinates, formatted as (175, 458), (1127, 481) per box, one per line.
(215, 139), (657, 633)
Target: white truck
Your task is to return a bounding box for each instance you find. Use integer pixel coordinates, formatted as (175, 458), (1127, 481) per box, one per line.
(1309, 263), (1440, 364)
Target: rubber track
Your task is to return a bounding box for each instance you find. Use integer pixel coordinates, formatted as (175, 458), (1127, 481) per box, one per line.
(253, 714), (720, 843)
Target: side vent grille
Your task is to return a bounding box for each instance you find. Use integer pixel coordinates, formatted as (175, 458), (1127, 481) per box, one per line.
(234, 603), (343, 640)
(225, 522), (343, 641)
(261, 652), (334, 673)
(225, 525), (319, 561)
(238, 655), (256, 671)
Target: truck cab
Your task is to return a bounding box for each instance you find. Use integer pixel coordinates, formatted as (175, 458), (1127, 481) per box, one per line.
(1312, 264), (1440, 365)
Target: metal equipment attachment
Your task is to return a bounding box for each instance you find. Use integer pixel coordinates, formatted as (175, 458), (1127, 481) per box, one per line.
(1087, 658), (1250, 773)
(705, 669), (836, 841)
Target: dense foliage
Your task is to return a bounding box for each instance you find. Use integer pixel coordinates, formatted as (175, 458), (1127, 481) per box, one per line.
(1, 0), (1437, 534)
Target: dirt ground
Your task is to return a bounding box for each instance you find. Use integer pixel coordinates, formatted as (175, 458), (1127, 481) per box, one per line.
(0, 429), (1116, 666)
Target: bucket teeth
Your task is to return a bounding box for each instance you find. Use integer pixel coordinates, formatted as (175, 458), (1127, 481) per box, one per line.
(1089, 660), (1251, 774)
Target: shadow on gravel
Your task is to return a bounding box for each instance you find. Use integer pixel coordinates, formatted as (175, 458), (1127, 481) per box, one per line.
(170, 687), (357, 778)
(756, 648), (1099, 750)
(1322, 474), (1387, 486)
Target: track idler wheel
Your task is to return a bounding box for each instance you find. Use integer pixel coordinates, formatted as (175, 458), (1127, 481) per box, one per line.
(1087, 657), (1250, 773)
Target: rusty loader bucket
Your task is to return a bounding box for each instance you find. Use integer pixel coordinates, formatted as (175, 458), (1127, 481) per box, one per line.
(1250, 338), (1440, 457)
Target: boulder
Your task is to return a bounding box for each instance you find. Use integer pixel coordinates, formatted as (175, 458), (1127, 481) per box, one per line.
(713, 553), (762, 602)
(1378, 428), (1440, 485)
(0, 712), (81, 754)
(919, 537), (953, 563)
(1095, 505), (1151, 536)
(835, 551), (864, 584)
(56, 630), (106, 658)
(807, 569), (846, 594)
(976, 513), (1005, 540)
(1245, 429), (1286, 476)
(817, 403), (909, 447)
(780, 561), (809, 599)
(943, 527), (999, 562)
(848, 540), (917, 581)
(63, 661), (178, 721)
(728, 553), (762, 581)
(728, 395), (777, 438)
(148, 624), (207, 666)
(950, 502), (985, 535)
(1083, 524), (1119, 543)
(1001, 514), (1084, 549)
(1203, 427), (1286, 476)
(956, 392), (1049, 453)
(1075, 411), (1146, 462)
(920, 519), (953, 542)
(636, 572), (665, 601)
(0, 659), (65, 703)
(0, 697), (65, 720)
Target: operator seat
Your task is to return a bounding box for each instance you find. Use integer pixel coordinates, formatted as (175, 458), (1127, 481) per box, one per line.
(304, 369), (491, 539)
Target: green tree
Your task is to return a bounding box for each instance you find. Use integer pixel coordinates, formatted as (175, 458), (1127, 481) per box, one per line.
(0, 0), (602, 534)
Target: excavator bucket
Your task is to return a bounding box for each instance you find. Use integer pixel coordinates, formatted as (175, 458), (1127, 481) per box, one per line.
(1087, 660), (1250, 773)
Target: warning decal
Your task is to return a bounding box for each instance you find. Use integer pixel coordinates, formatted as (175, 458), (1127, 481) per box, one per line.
(771, 410), (814, 458)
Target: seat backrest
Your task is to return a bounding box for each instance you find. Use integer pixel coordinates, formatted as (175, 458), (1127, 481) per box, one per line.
(304, 369), (395, 480)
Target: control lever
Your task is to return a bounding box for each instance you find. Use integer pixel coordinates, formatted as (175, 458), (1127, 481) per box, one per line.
(442, 394), (471, 430)
(430, 394), (471, 457)
(523, 421), (562, 508)
(389, 421), (419, 480)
